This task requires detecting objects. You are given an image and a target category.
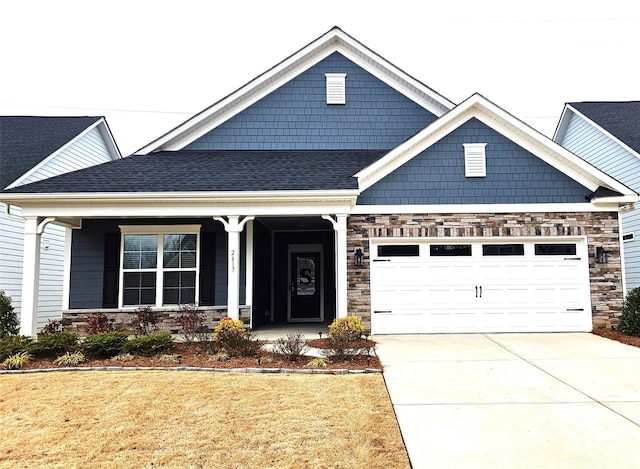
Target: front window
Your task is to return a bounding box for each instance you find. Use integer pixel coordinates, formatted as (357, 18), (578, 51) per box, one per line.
(119, 226), (200, 307)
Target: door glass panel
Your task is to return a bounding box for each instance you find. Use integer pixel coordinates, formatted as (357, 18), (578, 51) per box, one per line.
(482, 244), (525, 256)
(296, 257), (316, 296)
(534, 244), (577, 256)
(430, 244), (472, 256)
(377, 245), (420, 257)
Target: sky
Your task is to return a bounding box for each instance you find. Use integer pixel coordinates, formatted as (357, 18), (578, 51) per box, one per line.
(0, 0), (638, 156)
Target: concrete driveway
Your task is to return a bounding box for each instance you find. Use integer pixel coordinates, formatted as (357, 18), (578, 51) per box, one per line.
(374, 333), (640, 468)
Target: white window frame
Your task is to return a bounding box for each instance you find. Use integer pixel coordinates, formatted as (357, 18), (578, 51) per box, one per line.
(325, 73), (346, 104)
(463, 143), (487, 177)
(118, 225), (201, 308)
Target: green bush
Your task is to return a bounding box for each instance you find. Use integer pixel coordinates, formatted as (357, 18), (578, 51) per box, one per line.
(81, 332), (130, 358)
(0, 336), (33, 361)
(0, 290), (19, 338)
(28, 332), (79, 358)
(619, 287), (640, 337)
(123, 331), (174, 356)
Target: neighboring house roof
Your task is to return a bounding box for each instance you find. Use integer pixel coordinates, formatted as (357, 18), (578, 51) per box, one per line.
(0, 116), (120, 189)
(554, 101), (640, 157)
(355, 93), (637, 203)
(2, 150), (386, 193)
(137, 26), (455, 154)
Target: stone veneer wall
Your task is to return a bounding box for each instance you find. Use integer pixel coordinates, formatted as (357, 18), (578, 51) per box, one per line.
(63, 306), (252, 337)
(347, 212), (622, 330)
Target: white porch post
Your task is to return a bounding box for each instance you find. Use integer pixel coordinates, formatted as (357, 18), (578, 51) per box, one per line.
(214, 216), (254, 320)
(20, 217), (54, 336)
(323, 214), (348, 319)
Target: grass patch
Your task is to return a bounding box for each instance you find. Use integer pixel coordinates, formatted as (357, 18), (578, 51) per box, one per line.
(0, 371), (409, 468)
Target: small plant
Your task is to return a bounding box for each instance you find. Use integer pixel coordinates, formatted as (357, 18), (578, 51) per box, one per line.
(54, 351), (86, 367)
(0, 336), (33, 361)
(111, 353), (135, 362)
(85, 313), (115, 335)
(272, 333), (309, 362)
(306, 357), (327, 368)
(1, 351), (31, 370)
(208, 351), (229, 362)
(619, 287), (640, 337)
(39, 319), (65, 336)
(175, 304), (209, 342)
(159, 353), (182, 363)
(81, 332), (129, 358)
(124, 331), (174, 356)
(131, 306), (160, 336)
(28, 332), (79, 358)
(328, 316), (364, 342)
(0, 290), (19, 338)
(213, 318), (259, 357)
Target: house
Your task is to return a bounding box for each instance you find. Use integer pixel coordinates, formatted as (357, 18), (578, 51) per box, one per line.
(1, 28), (636, 337)
(0, 116), (121, 332)
(554, 102), (640, 294)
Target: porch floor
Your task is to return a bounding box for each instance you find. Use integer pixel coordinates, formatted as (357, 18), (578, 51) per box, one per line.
(252, 322), (332, 341)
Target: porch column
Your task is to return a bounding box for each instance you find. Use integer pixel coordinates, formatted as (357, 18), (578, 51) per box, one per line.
(322, 214), (348, 319)
(20, 217), (54, 336)
(214, 216), (254, 320)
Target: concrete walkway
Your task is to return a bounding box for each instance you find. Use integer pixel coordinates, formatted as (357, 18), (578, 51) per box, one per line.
(374, 333), (640, 468)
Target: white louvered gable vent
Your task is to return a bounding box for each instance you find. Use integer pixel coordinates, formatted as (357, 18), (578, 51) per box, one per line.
(463, 143), (487, 177)
(325, 73), (346, 104)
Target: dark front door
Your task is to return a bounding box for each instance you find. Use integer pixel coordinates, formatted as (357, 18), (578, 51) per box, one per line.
(288, 247), (323, 322)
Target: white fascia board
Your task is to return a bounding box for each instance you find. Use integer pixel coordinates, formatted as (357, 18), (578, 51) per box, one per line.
(562, 105), (640, 163)
(552, 104), (573, 143)
(138, 28), (454, 154)
(6, 120), (105, 190)
(356, 93), (635, 197)
(351, 203), (621, 214)
(96, 118), (123, 160)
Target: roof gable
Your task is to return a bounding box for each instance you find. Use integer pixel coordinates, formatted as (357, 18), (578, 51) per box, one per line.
(0, 116), (121, 190)
(137, 27), (455, 154)
(554, 102), (640, 159)
(356, 94), (637, 203)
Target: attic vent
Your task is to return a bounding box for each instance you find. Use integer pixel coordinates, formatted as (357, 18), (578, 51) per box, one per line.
(325, 73), (346, 104)
(463, 143), (487, 177)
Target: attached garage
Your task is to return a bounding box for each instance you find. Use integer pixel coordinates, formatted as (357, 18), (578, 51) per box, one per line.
(370, 238), (592, 334)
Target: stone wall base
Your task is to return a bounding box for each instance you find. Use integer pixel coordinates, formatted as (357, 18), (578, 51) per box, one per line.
(63, 306), (252, 337)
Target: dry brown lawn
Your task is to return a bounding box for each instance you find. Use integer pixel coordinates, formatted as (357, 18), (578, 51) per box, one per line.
(0, 371), (409, 468)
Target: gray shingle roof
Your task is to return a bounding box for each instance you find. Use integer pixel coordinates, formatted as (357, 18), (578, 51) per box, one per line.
(0, 116), (102, 189)
(570, 102), (640, 155)
(2, 150), (387, 194)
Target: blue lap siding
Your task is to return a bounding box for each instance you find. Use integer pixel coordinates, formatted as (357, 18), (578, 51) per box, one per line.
(185, 52), (437, 151)
(357, 118), (592, 205)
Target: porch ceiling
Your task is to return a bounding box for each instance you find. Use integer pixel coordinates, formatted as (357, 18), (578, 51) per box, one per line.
(256, 216), (334, 231)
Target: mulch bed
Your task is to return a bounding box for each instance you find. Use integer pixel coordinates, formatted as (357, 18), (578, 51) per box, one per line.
(19, 339), (381, 371)
(592, 328), (640, 348)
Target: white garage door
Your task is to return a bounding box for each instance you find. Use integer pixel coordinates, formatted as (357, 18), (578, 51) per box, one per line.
(370, 239), (592, 334)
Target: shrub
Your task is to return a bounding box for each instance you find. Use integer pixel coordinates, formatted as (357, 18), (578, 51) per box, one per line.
(272, 333), (309, 362)
(39, 319), (65, 336)
(159, 354), (182, 363)
(619, 287), (640, 337)
(54, 351), (86, 367)
(0, 336), (33, 361)
(1, 351), (31, 370)
(28, 332), (79, 358)
(306, 357), (327, 369)
(111, 353), (135, 362)
(175, 304), (209, 342)
(0, 290), (19, 338)
(81, 332), (130, 358)
(131, 306), (160, 336)
(124, 331), (174, 356)
(328, 316), (364, 343)
(85, 313), (115, 335)
(213, 318), (259, 357)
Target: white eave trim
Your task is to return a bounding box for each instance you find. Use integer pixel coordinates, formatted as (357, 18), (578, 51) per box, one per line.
(137, 27), (454, 154)
(355, 93), (636, 198)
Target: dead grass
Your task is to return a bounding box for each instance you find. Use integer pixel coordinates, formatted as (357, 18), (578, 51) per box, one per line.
(0, 371), (409, 468)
